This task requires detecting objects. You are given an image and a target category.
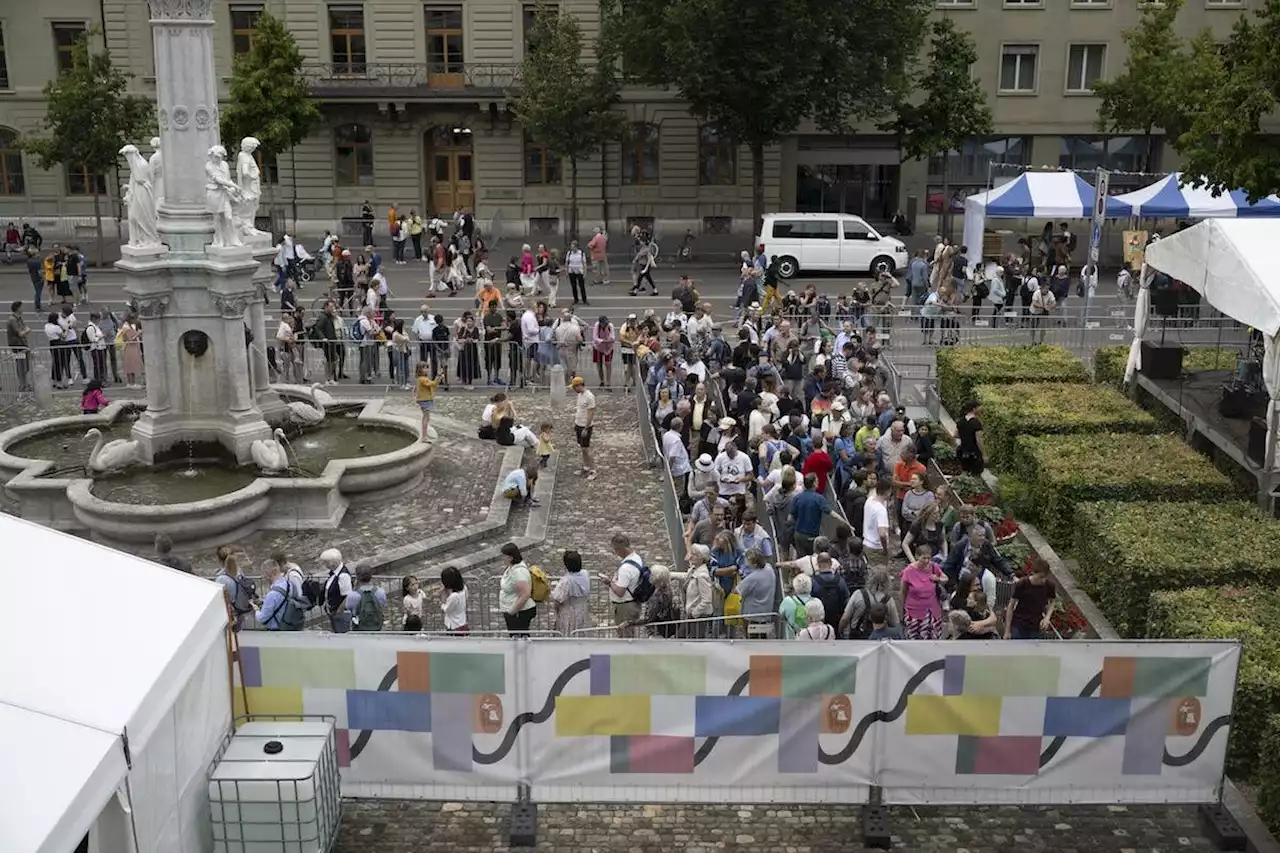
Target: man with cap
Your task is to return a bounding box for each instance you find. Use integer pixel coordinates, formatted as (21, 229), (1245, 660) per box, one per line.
(713, 422), (752, 499)
(571, 374), (597, 480)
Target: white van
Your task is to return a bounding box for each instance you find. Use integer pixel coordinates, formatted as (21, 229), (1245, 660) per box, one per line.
(756, 213), (908, 279)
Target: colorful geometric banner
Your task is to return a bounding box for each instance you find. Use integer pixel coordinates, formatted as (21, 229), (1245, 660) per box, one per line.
(234, 634), (1238, 805)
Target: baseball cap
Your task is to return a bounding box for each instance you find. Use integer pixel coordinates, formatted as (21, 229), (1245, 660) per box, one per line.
(570, 376), (585, 387)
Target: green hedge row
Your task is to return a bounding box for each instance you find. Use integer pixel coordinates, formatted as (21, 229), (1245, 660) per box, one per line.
(1093, 344), (1241, 389)
(1012, 433), (1238, 548)
(936, 345), (1089, 415)
(1093, 345), (1128, 387)
(1147, 585), (1280, 780)
(973, 382), (1160, 469)
(1075, 501), (1280, 638)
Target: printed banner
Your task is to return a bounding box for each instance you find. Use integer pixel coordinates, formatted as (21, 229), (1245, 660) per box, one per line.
(234, 635), (1238, 805)
(1124, 230), (1149, 269)
(876, 641), (1238, 805)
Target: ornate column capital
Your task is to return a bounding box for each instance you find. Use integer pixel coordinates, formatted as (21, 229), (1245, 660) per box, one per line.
(134, 295), (171, 319)
(212, 291), (255, 318)
(147, 0), (214, 21)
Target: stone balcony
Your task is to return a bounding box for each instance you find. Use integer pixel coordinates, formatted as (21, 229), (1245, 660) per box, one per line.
(299, 62), (521, 100)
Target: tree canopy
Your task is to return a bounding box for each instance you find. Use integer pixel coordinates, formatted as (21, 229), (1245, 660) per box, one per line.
(22, 28), (154, 265)
(609, 0), (932, 226)
(220, 10), (320, 180)
(511, 3), (621, 239)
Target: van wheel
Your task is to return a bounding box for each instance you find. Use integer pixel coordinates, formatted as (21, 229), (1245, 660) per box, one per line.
(778, 256), (799, 279)
(871, 256), (896, 275)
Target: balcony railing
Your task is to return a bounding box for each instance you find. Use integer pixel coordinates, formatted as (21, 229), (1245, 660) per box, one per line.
(299, 62), (521, 98)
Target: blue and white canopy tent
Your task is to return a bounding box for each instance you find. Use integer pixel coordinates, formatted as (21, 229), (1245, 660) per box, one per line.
(961, 170), (1099, 259)
(1107, 172), (1280, 219)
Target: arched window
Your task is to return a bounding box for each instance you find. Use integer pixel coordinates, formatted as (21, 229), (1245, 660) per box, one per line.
(334, 123), (373, 186)
(0, 129), (23, 195)
(622, 122), (659, 186)
(698, 126), (735, 186)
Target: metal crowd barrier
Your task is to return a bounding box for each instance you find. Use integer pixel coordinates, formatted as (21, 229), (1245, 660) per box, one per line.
(570, 612), (785, 640)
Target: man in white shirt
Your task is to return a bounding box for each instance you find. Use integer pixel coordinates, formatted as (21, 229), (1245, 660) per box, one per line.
(713, 440), (752, 499)
(862, 481), (892, 569)
(521, 306), (540, 382)
(571, 375), (597, 480)
(663, 417), (692, 497)
(599, 533), (644, 638)
(412, 304), (436, 365)
(663, 300), (687, 332)
(1029, 278), (1057, 344)
(320, 548), (353, 632)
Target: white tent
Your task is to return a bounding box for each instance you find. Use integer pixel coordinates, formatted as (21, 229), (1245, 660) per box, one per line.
(1125, 219), (1280, 470)
(0, 516), (231, 853)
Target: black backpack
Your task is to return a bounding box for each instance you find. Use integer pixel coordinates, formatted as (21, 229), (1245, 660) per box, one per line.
(291, 568), (325, 610)
(847, 589), (880, 640)
(1066, 231), (1078, 252)
(625, 557), (655, 604)
(218, 571), (256, 616)
(810, 571), (846, 632)
(324, 565), (351, 613)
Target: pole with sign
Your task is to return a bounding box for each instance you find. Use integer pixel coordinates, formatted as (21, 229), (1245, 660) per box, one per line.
(1089, 167), (1111, 267)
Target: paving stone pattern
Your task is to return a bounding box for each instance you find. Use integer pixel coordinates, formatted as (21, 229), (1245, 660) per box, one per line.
(335, 799), (1219, 853)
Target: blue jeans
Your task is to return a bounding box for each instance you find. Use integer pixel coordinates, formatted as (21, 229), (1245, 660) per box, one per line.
(31, 278), (42, 312)
(1010, 624), (1044, 640)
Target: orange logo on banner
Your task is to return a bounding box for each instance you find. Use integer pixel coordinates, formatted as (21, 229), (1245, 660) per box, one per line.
(476, 694), (504, 734)
(825, 696), (852, 734)
(1172, 697), (1201, 737)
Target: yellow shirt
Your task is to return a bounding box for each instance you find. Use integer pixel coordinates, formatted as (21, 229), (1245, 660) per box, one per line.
(536, 433), (553, 456)
(416, 375), (437, 402)
(408, 215), (424, 236)
(387, 207), (398, 231)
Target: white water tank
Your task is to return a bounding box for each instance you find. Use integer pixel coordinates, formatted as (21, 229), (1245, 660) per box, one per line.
(209, 720), (341, 853)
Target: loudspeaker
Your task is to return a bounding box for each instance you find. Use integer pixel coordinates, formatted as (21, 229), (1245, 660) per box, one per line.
(862, 804), (892, 849)
(508, 801), (538, 847)
(1140, 342), (1183, 381)
(1197, 803), (1247, 851)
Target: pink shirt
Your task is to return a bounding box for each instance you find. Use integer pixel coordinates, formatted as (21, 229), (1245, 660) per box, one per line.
(520, 252), (535, 274)
(901, 563), (943, 620)
(588, 233), (607, 261)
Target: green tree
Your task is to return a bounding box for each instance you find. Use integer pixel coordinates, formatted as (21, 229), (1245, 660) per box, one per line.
(610, 0), (931, 231)
(1091, 0), (1190, 173)
(888, 18), (993, 235)
(1175, 5), (1278, 200)
(22, 28), (154, 267)
(512, 4), (621, 241)
(220, 10), (321, 226)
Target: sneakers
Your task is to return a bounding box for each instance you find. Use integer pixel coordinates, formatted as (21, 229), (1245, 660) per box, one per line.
(586, 469), (598, 481)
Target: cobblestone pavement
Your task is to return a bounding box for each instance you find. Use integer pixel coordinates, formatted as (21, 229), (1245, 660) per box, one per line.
(335, 799), (1219, 853)
(398, 388), (673, 630)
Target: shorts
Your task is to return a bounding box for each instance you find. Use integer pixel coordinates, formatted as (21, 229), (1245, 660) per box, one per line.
(592, 348), (613, 365)
(418, 399), (434, 411)
(574, 425), (593, 448)
(526, 343), (539, 361)
(621, 350), (635, 365)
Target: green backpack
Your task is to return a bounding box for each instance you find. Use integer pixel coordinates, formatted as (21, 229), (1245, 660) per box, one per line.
(788, 595), (809, 631)
(353, 589), (384, 631)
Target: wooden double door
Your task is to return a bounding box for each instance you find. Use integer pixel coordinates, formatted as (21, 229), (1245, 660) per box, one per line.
(428, 146), (474, 214)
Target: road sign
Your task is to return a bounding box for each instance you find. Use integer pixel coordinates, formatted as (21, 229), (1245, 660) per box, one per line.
(1089, 168), (1111, 266)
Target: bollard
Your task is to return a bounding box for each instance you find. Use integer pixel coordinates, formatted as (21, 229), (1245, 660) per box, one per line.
(32, 350), (53, 408)
(548, 364), (566, 402)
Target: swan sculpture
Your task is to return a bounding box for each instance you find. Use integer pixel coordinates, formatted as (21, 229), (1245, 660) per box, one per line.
(250, 428), (291, 473)
(287, 383), (325, 426)
(83, 428), (143, 474)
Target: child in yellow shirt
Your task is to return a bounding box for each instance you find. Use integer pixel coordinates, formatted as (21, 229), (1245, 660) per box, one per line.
(536, 421), (554, 468)
(416, 362), (439, 442)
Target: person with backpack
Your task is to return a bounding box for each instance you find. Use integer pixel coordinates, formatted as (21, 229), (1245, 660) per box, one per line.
(321, 548), (354, 632)
(499, 542), (538, 636)
(215, 552), (256, 632)
(600, 533), (652, 639)
(346, 567), (387, 631)
(256, 560), (307, 631)
(796, 599), (836, 641)
(780, 573), (813, 639)
(808, 552), (849, 635)
(839, 567), (900, 640)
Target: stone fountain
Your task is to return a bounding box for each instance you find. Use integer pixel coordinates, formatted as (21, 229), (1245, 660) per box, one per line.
(0, 0), (432, 549)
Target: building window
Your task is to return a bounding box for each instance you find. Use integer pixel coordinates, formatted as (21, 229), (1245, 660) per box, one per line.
(523, 134), (561, 186)
(1205, 0), (1244, 6)
(622, 122), (659, 185)
(0, 130), (23, 195)
(1059, 135), (1154, 180)
(1003, 0), (1044, 6)
(1070, 0), (1111, 6)
(53, 22), (87, 74)
(523, 3), (559, 53)
(999, 44), (1038, 92)
(927, 136), (1030, 183)
(328, 6), (366, 74)
(1066, 44), (1106, 93)
(230, 5), (263, 56)
(0, 24), (9, 89)
(698, 126), (736, 186)
(257, 149), (279, 185)
(334, 124), (374, 186)
(935, 0), (975, 6)
(425, 6), (465, 79)
(66, 163), (106, 196)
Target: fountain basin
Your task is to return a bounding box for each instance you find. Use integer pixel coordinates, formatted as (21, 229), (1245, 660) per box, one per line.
(0, 391), (432, 550)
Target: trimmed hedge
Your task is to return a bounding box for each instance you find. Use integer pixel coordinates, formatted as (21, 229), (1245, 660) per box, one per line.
(1014, 432), (1238, 547)
(1075, 500), (1280, 638)
(1147, 585), (1280, 780)
(1183, 347), (1237, 374)
(973, 382), (1160, 469)
(1093, 345), (1128, 387)
(936, 345), (1089, 415)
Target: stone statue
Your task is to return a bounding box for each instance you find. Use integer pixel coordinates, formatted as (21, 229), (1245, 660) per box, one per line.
(205, 145), (243, 248)
(120, 144), (161, 248)
(148, 136), (164, 207)
(235, 136), (264, 236)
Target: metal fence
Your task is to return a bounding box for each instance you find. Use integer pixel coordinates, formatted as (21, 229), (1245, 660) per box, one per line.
(0, 346), (39, 410)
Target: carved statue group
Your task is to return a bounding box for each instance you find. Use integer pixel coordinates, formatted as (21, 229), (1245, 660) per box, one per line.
(122, 134), (267, 250)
